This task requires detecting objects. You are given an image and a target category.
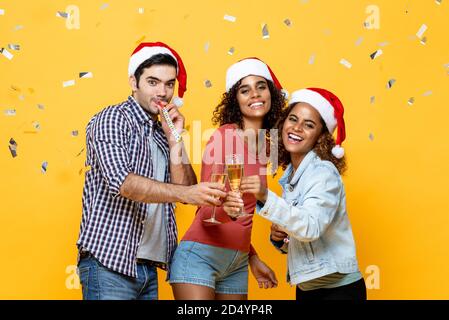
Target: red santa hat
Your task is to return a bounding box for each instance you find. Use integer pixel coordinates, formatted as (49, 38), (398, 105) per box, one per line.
(225, 57), (288, 98)
(288, 88), (346, 158)
(128, 42), (187, 107)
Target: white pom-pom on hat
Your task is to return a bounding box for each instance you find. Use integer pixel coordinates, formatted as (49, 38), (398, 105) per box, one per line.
(331, 145), (345, 159)
(172, 96), (183, 108)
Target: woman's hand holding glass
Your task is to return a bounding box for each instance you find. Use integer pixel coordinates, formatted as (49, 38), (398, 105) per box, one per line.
(239, 175), (268, 203)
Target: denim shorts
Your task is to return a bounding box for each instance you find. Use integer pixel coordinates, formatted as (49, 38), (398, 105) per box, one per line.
(169, 241), (249, 295)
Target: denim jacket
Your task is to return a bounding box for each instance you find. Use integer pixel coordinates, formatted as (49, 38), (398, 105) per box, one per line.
(256, 151), (360, 285)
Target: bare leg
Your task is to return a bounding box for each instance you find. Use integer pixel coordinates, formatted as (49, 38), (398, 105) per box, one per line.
(171, 283), (215, 300)
(215, 293), (247, 300)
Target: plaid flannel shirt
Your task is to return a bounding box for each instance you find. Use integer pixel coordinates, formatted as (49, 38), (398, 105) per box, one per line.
(77, 96), (177, 278)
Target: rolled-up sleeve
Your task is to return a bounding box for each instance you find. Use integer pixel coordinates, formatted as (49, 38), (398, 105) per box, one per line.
(256, 166), (342, 242)
(90, 109), (132, 197)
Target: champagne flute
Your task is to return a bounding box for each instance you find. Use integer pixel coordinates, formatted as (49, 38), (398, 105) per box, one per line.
(203, 162), (227, 225)
(225, 154), (251, 218)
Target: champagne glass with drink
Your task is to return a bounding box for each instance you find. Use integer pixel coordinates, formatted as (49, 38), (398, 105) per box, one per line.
(203, 162), (227, 225)
(225, 154), (251, 218)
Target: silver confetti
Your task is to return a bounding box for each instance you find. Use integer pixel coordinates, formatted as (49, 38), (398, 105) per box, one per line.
(100, 3), (109, 10)
(355, 37), (364, 46)
(262, 24), (269, 39)
(416, 24), (427, 39)
(224, 14), (236, 22)
(14, 25), (24, 31)
(72, 130), (79, 136)
(370, 96), (376, 104)
(63, 80), (75, 87)
(4, 109), (16, 116)
(340, 59), (352, 69)
(436, 0), (442, 5)
(369, 133), (374, 141)
(32, 121), (41, 131)
(378, 41), (390, 47)
(408, 97), (415, 105)
(309, 54), (316, 65)
(0, 9), (4, 15)
(283, 19), (292, 27)
(19, 95), (25, 101)
(9, 138), (18, 157)
(370, 49), (383, 60)
(1, 48), (14, 60)
(228, 47), (235, 55)
(420, 37), (427, 45)
(423, 90), (432, 96)
(56, 11), (69, 18)
(386, 79), (396, 89)
(37, 104), (45, 110)
(204, 42), (210, 53)
(41, 161), (48, 174)
(79, 72), (93, 78)
(204, 80), (212, 88)
(8, 44), (20, 51)
(138, 8), (144, 14)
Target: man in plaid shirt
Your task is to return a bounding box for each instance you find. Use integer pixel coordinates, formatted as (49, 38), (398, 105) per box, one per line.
(76, 42), (226, 300)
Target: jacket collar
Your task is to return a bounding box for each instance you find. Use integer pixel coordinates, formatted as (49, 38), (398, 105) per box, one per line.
(279, 151), (318, 189)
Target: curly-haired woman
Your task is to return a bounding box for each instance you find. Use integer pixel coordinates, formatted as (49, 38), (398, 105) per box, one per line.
(239, 87), (367, 300)
(169, 58), (286, 300)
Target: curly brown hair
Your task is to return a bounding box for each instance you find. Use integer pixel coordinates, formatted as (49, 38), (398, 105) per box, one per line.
(212, 79), (286, 133)
(276, 103), (347, 175)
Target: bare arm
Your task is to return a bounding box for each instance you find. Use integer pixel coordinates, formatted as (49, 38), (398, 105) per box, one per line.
(120, 173), (225, 206)
(168, 140), (197, 186)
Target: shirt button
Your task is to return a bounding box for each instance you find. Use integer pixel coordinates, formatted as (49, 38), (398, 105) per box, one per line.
(287, 185), (293, 192)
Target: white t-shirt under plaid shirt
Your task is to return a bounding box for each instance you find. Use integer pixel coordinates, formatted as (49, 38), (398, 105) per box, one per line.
(77, 96), (178, 278)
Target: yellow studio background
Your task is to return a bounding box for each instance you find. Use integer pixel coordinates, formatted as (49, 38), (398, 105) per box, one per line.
(1, 0), (448, 299)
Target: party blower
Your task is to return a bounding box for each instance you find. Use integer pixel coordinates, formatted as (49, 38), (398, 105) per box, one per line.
(155, 99), (183, 143)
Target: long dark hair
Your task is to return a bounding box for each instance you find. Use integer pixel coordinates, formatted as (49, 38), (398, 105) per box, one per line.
(276, 103), (347, 174)
(212, 79), (286, 133)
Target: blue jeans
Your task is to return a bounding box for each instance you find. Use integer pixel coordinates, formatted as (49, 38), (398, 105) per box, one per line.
(77, 254), (158, 300)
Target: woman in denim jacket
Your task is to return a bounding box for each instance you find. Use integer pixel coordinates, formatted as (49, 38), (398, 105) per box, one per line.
(229, 87), (366, 300)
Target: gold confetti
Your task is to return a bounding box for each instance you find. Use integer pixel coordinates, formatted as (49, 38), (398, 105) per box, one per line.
(283, 19), (292, 27)
(136, 36), (146, 44)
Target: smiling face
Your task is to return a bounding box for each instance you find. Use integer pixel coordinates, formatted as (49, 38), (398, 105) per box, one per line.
(282, 102), (324, 168)
(236, 75), (272, 121)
